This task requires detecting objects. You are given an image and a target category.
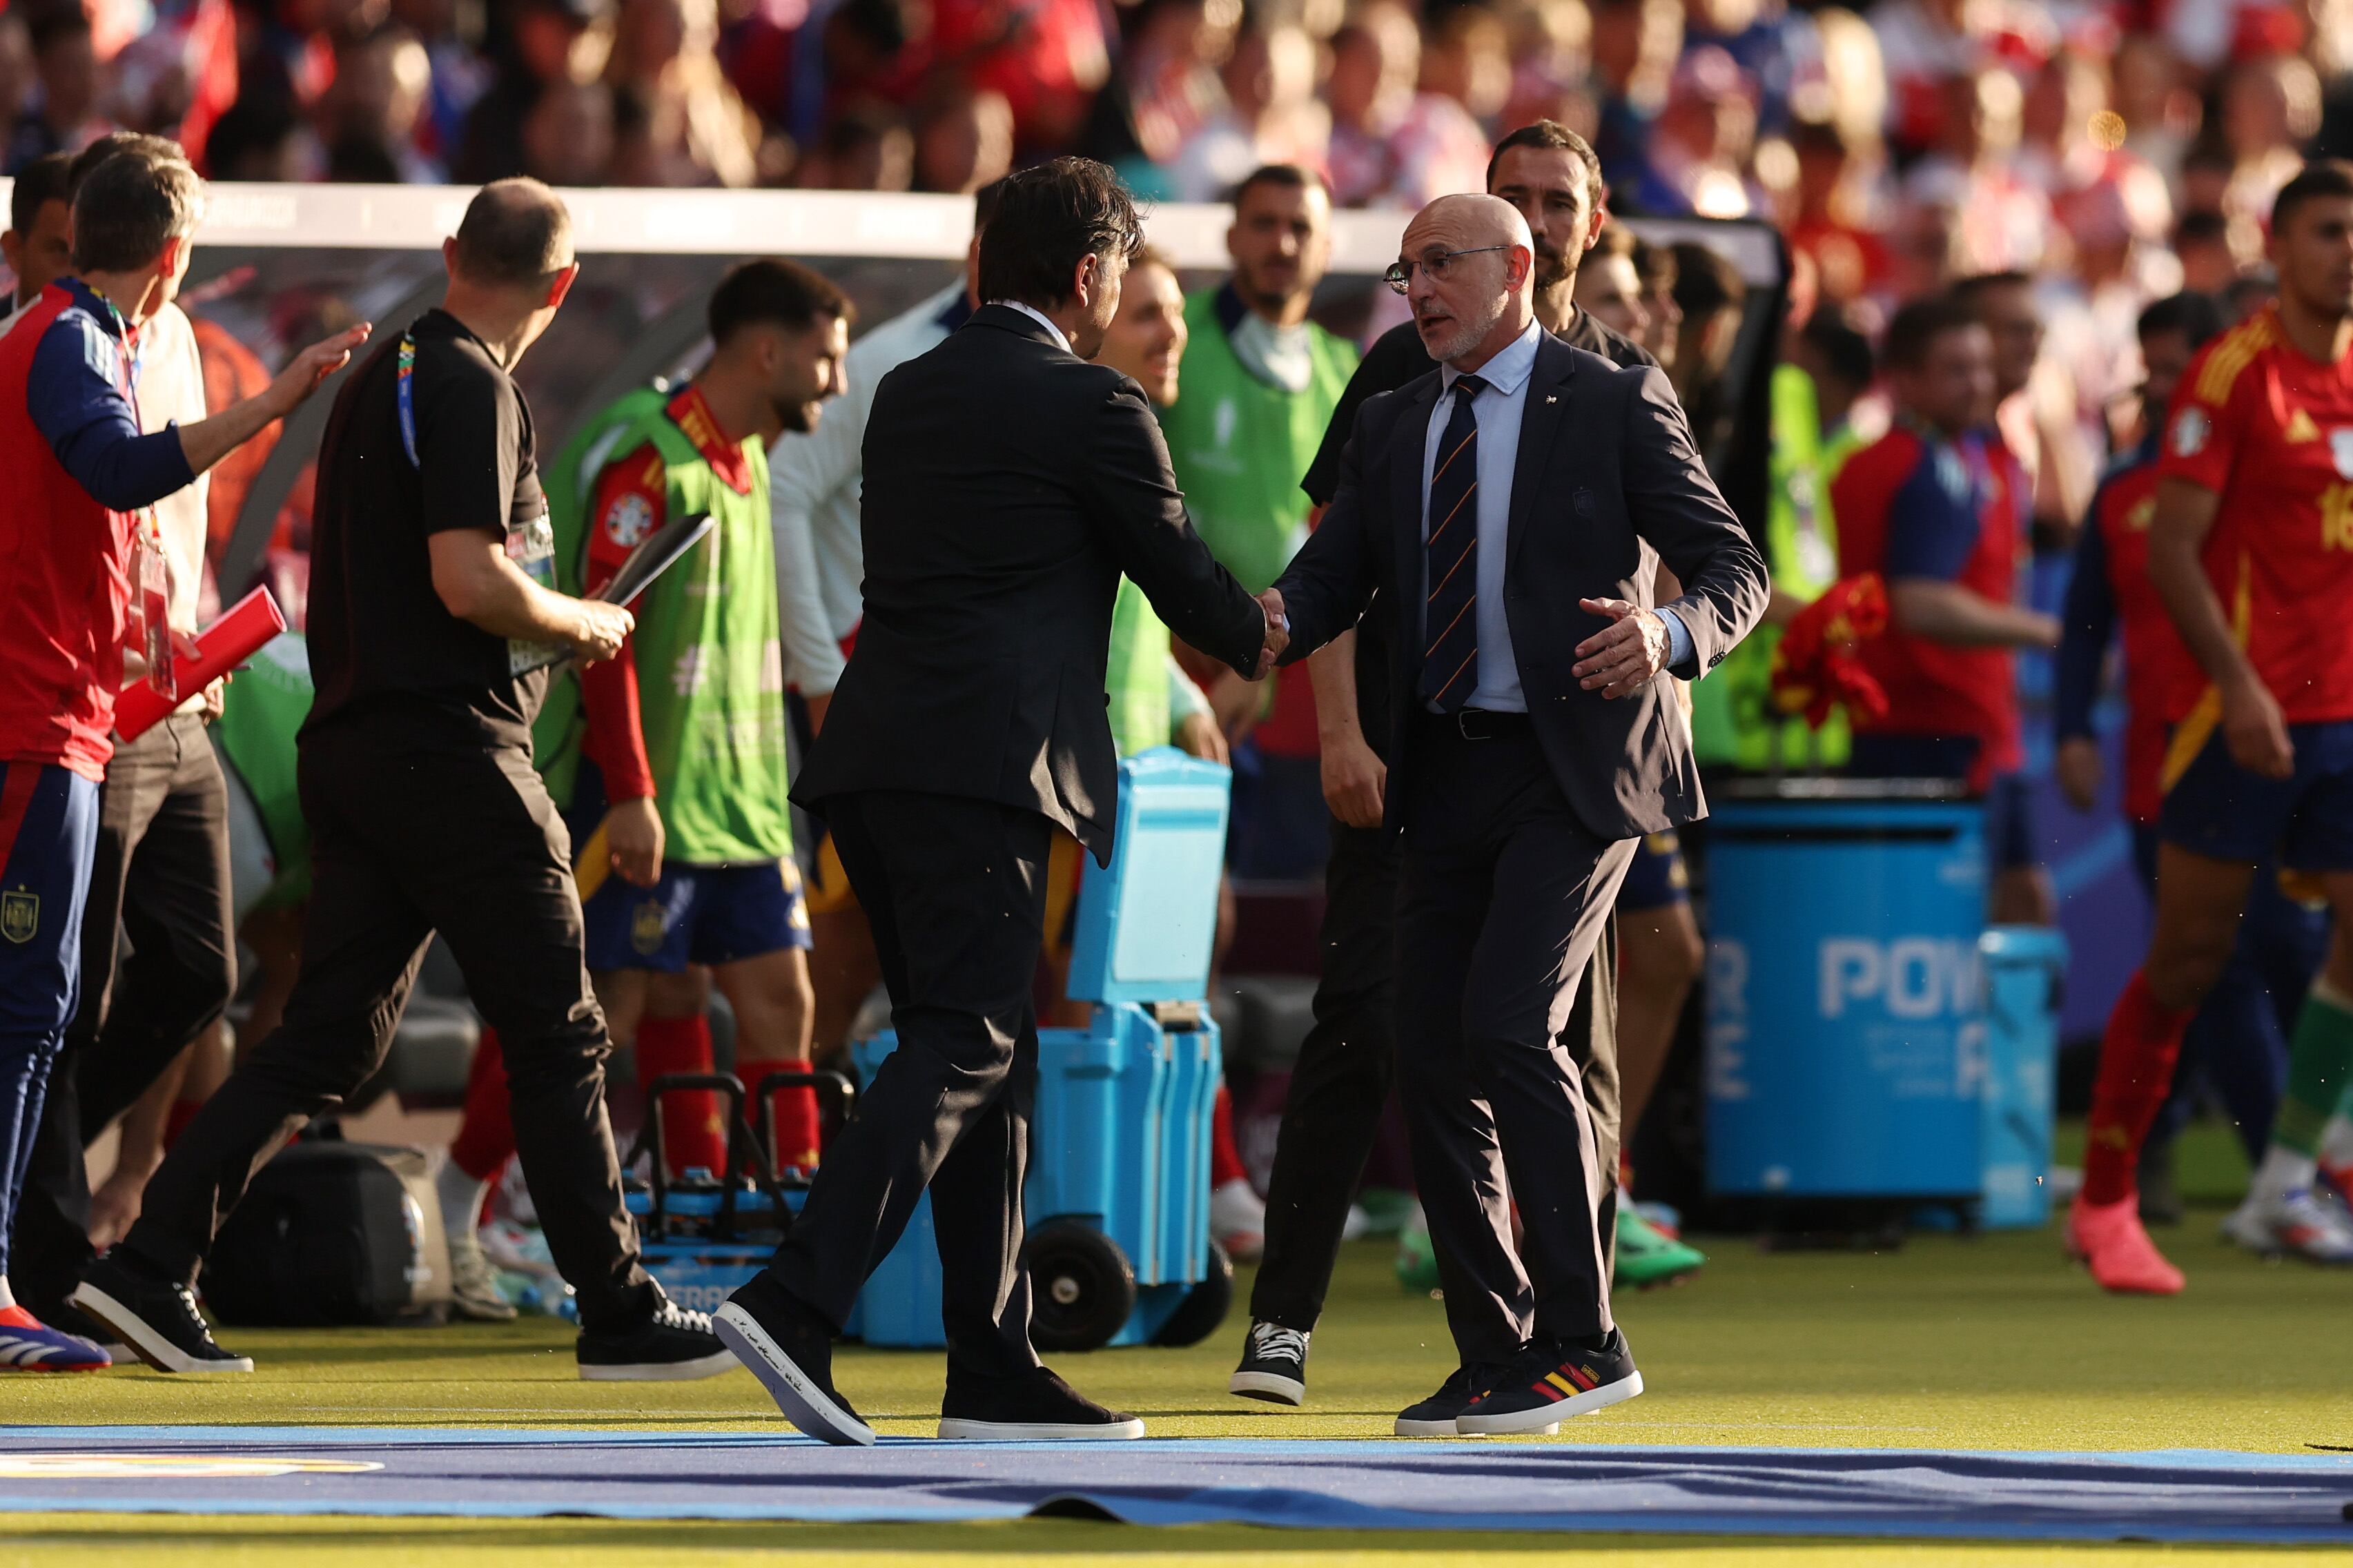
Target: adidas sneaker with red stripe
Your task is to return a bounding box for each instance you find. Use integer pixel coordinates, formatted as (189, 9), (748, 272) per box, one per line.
(1454, 1329), (1643, 1435)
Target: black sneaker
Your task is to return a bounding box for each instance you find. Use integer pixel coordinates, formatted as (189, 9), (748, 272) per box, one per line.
(713, 1271), (875, 1446)
(576, 1292), (734, 1381)
(938, 1366), (1144, 1441)
(1229, 1320), (1309, 1405)
(1454, 1329), (1643, 1435)
(68, 1253), (253, 1374)
(1395, 1362), (1512, 1437)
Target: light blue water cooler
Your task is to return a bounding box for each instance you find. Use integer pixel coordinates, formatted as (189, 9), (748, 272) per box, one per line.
(853, 748), (1234, 1351)
(1705, 783), (1989, 1212)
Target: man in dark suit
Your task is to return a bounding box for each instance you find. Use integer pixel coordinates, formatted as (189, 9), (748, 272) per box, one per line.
(1273, 194), (1768, 1438)
(713, 157), (1281, 1447)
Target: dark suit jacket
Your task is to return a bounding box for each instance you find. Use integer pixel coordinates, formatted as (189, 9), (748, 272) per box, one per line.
(792, 304), (1267, 863)
(1273, 329), (1769, 841)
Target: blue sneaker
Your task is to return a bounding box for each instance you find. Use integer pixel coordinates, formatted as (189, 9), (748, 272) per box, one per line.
(0, 1307), (112, 1371)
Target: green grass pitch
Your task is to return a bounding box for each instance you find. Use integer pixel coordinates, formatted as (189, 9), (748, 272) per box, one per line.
(3, 1129), (2350, 1565)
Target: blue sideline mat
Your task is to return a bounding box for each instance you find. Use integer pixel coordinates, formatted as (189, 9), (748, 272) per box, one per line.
(2, 1427), (2350, 1544)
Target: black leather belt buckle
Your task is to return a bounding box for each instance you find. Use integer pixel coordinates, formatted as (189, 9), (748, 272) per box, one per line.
(1454, 708), (1522, 741)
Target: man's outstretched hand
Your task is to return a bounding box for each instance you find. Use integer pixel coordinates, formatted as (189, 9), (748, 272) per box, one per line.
(1253, 588), (1289, 678)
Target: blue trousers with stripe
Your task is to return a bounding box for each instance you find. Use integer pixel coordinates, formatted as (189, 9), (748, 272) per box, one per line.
(0, 762), (99, 1286)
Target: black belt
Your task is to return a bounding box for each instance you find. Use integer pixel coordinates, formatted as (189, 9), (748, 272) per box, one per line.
(1420, 707), (1532, 741)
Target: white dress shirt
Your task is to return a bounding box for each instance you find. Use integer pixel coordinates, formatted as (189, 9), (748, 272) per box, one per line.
(1418, 317), (1691, 713)
(996, 300), (1073, 355)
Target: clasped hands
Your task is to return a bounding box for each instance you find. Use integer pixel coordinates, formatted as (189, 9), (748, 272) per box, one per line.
(1251, 588), (1289, 679)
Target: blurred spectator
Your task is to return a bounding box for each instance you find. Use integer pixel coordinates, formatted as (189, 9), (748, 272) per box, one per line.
(323, 26), (441, 182)
(2223, 266), (2278, 321)
(912, 81), (1013, 194)
(1162, 17), (1327, 202)
(393, 0), (492, 170)
(522, 74), (618, 186)
(2218, 53), (2322, 226)
(0, 150), (72, 320)
(109, 0), (241, 160)
(1589, 0), (1679, 190)
(1084, 0), (1236, 196)
(1668, 237), (1744, 456)
(7, 8), (114, 172)
(1324, 0), (1485, 208)
(456, 0), (603, 184)
(606, 0), (763, 185)
(2174, 209), (2256, 293)
(930, 0), (1109, 155)
(1955, 268), (2090, 549)
(1902, 65), (2051, 275)
(1788, 120), (1888, 302)
(1626, 41), (1761, 217)
(1571, 221), (1649, 340)
(1630, 230), (1680, 364)
(795, 100), (912, 188)
(204, 91), (318, 179)
(1419, 5), (1512, 131)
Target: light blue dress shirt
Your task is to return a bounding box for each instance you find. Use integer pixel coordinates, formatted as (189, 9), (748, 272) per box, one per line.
(1418, 319), (1689, 713)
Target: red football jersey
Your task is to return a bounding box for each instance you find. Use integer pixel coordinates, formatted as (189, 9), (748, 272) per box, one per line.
(2159, 306), (2353, 725)
(2088, 451), (2196, 823)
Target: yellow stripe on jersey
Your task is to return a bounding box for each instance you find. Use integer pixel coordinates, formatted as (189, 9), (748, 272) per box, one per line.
(2160, 551), (2256, 794)
(2193, 312), (2278, 407)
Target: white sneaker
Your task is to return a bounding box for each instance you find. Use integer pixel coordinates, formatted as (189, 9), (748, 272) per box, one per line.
(1212, 1177), (1267, 1262)
(2221, 1187), (2353, 1264)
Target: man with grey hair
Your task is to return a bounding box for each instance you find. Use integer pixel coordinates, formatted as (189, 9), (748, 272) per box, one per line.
(0, 146), (363, 1372)
(1271, 193), (1766, 1435)
(75, 179), (732, 1386)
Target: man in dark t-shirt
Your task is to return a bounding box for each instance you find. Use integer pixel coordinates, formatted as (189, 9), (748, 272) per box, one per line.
(77, 182), (732, 1382)
(1230, 121), (1677, 1413)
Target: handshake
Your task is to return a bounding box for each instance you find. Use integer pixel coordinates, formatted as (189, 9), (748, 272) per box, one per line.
(1252, 588), (1290, 680)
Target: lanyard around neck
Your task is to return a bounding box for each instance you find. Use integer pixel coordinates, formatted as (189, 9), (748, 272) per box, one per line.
(397, 332), (420, 467)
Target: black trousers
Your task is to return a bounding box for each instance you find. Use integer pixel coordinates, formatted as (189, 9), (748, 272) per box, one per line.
(119, 709), (656, 1331)
(1248, 812), (1619, 1342)
(1396, 714), (1634, 1362)
(14, 714), (233, 1313)
(767, 790), (1049, 1380)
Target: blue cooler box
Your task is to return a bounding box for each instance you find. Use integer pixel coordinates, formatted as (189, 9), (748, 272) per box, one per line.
(1979, 924), (2069, 1228)
(854, 749), (1235, 1351)
(1705, 787), (1988, 1206)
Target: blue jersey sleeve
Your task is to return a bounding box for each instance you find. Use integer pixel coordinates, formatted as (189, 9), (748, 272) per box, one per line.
(1880, 440), (1982, 583)
(2053, 493), (2116, 743)
(28, 308), (197, 513)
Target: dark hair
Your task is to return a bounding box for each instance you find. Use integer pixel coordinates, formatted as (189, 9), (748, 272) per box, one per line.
(972, 176), (1005, 233)
(975, 156), (1143, 309)
(204, 95), (298, 179)
(326, 132), (403, 185)
(1590, 222), (1636, 262)
(2138, 290), (2225, 351)
(26, 7), (90, 55)
(2173, 210), (2230, 247)
(1670, 239), (1743, 320)
(1800, 305), (1873, 390)
(8, 151), (72, 235)
(1949, 269), (2033, 310)
(1485, 119), (1605, 217)
(451, 177), (573, 286)
(1630, 233), (1675, 290)
(1882, 295), (1984, 371)
(709, 257), (854, 346)
(70, 152), (202, 273)
(68, 133), (186, 195)
(1229, 161), (1328, 208)
(2272, 158), (2353, 236)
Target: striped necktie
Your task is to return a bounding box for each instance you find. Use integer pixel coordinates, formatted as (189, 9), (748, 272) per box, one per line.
(1418, 373), (1488, 712)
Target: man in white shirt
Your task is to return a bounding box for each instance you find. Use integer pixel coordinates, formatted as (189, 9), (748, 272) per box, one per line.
(13, 135), (236, 1340)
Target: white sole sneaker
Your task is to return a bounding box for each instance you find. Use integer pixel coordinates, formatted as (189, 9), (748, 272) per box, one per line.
(1229, 1369), (1305, 1404)
(578, 1346), (739, 1382)
(1394, 1413), (1462, 1437)
(1455, 1370), (1642, 1435)
(712, 1301), (875, 1446)
(66, 1283), (253, 1375)
(936, 1416), (1146, 1441)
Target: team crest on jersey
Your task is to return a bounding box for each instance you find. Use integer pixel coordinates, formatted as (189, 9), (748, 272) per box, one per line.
(1, 890), (36, 944)
(605, 491), (656, 549)
(2170, 406), (2209, 458)
(2331, 429), (2353, 480)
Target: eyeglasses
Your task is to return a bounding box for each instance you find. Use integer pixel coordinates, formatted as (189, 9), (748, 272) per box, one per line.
(1383, 246), (1510, 295)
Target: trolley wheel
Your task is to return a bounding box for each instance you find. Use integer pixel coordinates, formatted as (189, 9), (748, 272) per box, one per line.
(1149, 1239), (1233, 1347)
(1021, 1220), (1136, 1352)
